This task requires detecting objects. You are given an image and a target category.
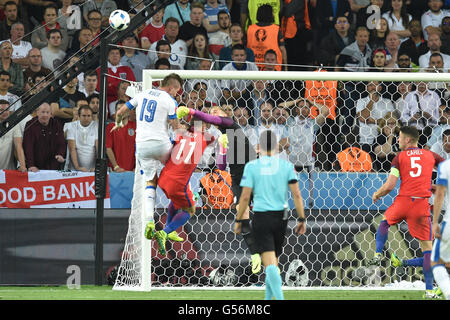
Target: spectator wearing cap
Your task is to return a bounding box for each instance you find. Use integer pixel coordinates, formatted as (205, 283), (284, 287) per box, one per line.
(371, 48), (388, 71)
(120, 34), (151, 82)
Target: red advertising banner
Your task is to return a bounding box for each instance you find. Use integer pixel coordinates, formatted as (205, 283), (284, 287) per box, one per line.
(0, 170), (110, 208)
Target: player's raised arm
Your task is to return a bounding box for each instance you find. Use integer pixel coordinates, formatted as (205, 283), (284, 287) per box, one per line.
(176, 106), (234, 128)
(111, 102), (133, 132)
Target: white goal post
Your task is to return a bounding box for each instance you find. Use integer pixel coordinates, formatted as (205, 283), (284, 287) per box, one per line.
(113, 69), (449, 292)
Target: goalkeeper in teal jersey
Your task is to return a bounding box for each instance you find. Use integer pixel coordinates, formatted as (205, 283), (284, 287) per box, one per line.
(235, 130), (306, 300)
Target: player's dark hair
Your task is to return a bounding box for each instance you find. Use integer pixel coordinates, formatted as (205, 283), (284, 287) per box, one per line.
(399, 126), (419, 143)
(0, 99), (10, 105)
(259, 130), (278, 153)
(161, 73), (183, 88)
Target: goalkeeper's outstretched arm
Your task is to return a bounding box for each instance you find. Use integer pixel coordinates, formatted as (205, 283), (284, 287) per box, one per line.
(177, 106), (234, 128)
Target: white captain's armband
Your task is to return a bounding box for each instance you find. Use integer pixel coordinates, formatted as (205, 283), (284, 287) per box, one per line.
(390, 167), (400, 178)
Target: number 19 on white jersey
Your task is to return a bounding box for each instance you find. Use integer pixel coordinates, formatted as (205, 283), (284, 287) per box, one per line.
(126, 88), (178, 143)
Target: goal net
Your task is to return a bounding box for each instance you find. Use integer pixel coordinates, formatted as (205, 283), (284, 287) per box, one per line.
(113, 69), (450, 291)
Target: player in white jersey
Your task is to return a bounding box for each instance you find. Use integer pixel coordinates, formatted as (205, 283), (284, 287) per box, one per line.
(112, 73), (183, 233)
(431, 159), (450, 300)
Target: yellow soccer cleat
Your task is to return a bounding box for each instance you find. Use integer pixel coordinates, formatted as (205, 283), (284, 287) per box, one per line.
(390, 252), (403, 267)
(168, 231), (184, 242)
(155, 230), (168, 256)
(251, 253), (261, 274)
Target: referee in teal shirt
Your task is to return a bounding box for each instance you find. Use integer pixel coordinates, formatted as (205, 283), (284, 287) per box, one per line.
(235, 130), (306, 300)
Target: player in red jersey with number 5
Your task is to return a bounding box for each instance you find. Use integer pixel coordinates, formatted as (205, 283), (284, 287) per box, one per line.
(145, 106), (229, 256)
(370, 126), (445, 298)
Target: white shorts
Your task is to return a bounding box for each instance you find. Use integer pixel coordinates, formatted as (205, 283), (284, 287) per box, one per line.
(136, 140), (173, 181)
(432, 221), (450, 263)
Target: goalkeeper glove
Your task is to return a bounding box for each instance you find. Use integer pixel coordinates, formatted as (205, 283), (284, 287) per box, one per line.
(218, 133), (228, 154)
(176, 106), (194, 119)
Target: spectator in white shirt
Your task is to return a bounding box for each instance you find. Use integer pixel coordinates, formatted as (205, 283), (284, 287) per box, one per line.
(430, 128), (450, 159)
(418, 32), (450, 69)
(148, 17), (187, 69)
(0, 22), (32, 69)
(382, 0), (412, 41)
(400, 81), (442, 146)
(221, 44), (258, 100)
(421, 0), (450, 40)
(66, 105), (98, 172)
(356, 81), (395, 152)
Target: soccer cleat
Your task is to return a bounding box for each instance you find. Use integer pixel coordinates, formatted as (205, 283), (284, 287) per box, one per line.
(433, 287), (444, 298)
(423, 289), (442, 299)
(155, 230), (168, 256)
(251, 253), (262, 274)
(167, 231), (184, 242)
(144, 221), (156, 240)
(367, 252), (382, 266)
(390, 252), (403, 267)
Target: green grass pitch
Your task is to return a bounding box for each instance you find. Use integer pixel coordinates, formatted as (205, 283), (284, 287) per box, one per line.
(0, 286), (425, 300)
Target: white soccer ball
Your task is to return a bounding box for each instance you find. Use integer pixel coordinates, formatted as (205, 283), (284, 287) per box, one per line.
(109, 9), (130, 31)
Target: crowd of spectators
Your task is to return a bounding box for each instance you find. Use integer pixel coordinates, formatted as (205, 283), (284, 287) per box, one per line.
(0, 0), (450, 178)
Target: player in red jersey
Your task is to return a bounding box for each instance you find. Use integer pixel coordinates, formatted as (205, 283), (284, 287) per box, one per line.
(145, 106), (229, 256)
(370, 126), (445, 298)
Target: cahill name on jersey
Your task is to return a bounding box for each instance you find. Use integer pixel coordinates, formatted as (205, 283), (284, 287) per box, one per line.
(126, 89), (177, 143)
(391, 147), (444, 198)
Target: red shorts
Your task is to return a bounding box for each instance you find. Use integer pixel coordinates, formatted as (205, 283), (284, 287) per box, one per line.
(158, 172), (194, 210)
(384, 196), (433, 241)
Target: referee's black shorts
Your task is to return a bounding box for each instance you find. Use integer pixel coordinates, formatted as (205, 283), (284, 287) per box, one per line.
(252, 211), (288, 257)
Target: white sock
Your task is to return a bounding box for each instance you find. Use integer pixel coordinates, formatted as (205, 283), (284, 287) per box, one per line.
(144, 186), (156, 223)
(432, 264), (450, 299)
